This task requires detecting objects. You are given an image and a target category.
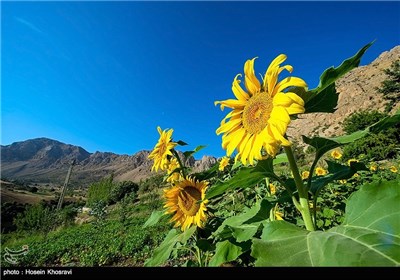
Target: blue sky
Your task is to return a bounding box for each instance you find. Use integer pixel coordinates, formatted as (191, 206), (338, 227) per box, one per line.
(2, 1), (400, 159)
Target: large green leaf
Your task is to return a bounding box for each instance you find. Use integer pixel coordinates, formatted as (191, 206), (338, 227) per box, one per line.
(213, 199), (273, 242)
(206, 159), (279, 199)
(251, 180), (400, 266)
(303, 84), (338, 113)
(273, 153), (288, 165)
(144, 226), (196, 267)
(298, 42), (373, 114)
(208, 240), (250, 267)
(142, 210), (164, 229)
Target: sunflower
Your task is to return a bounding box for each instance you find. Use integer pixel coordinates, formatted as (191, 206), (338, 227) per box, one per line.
(315, 167), (327, 176)
(148, 126), (177, 172)
(330, 150), (342, 160)
(271, 203), (284, 221)
(389, 166), (398, 173)
(163, 177), (208, 231)
(269, 183), (277, 196)
(219, 156), (230, 171)
(215, 55), (307, 165)
(301, 171), (310, 180)
(166, 157), (182, 184)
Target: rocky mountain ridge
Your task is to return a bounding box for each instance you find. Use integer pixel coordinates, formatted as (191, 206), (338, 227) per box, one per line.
(1, 138), (217, 186)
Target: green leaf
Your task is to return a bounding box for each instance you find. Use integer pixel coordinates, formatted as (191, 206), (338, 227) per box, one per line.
(144, 226), (196, 266)
(208, 240), (249, 267)
(196, 239), (215, 252)
(251, 180), (400, 266)
(316, 42), (373, 93)
(303, 135), (342, 159)
(176, 140), (188, 146)
(206, 159), (279, 199)
(303, 84), (338, 113)
(183, 145), (207, 159)
(142, 210), (164, 229)
(213, 199), (273, 242)
(273, 153), (288, 165)
(299, 42), (373, 114)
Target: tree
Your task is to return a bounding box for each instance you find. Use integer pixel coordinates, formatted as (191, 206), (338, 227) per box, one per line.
(377, 60), (400, 112)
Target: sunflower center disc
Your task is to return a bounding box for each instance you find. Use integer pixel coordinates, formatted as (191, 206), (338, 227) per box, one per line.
(178, 186), (201, 216)
(242, 93), (272, 134)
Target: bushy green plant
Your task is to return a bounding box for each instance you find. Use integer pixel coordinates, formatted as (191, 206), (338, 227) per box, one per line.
(90, 200), (107, 226)
(342, 110), (387, 134)
(377, 60), (400, 112)
(109, 181), (139, 205)
(342, 127), (400, 161)
(341, 110), (400, 161)
(13, 203), (54, 233)
(86, 175), (114, 207)
(55, 204), (79, 227)
(138, 174), (165, 195)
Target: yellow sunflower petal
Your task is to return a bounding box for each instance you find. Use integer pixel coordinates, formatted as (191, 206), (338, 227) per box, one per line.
(244, 57), (261, 95)
(215, 99), (246, 110)
(274, 77), (307, 95)
(232, 74), (250, 101)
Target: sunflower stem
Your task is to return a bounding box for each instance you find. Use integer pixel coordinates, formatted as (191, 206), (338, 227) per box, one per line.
(172, 149), (187, 178)
(283, 146), (315, 231)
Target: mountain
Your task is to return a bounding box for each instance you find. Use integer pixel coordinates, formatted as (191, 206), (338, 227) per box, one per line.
(1, 138), (217, 186)
(287, 45), (400, 148)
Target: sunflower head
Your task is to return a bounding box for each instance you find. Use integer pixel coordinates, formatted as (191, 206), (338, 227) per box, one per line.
(148, 126), (177, 172)
(163, 177), (208, 231)
(215, 55), (307, 166)
(390, 166), (398, 173)
(330, 150), (342, 160)
(219, 156), (230, 171)
(166, 157), (183, 184)
(301, 171), (310, 180)
(315, 167), (327, 176)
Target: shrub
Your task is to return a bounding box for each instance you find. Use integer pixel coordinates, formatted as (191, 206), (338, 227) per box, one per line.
(376, 60), (400, 112)
(13, 202), (54, 233)
(108, 181), (139, 205)
(341, 110), (400, 161)
(86, 175), (114, 207)
(138, 174), (165, 195)
(342, 110), (386, 134)
(55, 204), (78, 227)
(342, 127), (400, 161)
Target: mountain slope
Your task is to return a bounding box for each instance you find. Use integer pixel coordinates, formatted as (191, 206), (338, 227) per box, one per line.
(1, 138), (217, 186)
